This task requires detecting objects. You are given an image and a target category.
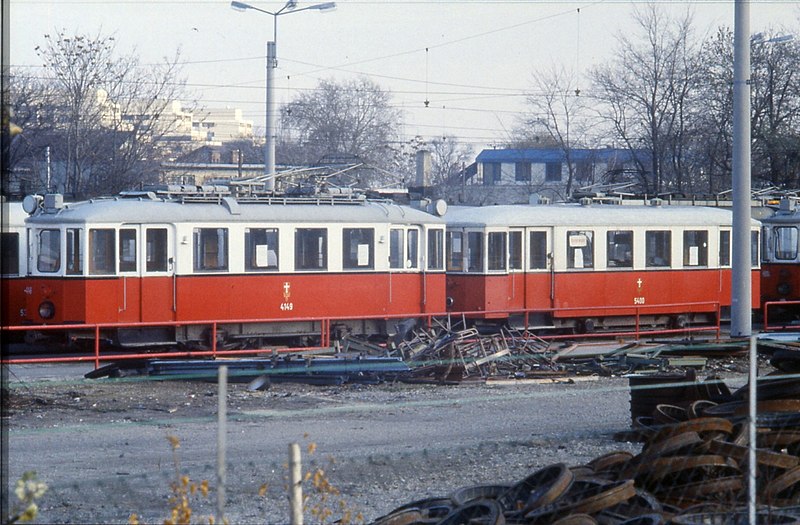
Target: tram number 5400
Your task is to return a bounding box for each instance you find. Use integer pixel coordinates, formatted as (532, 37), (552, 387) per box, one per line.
(633, 297), (646, 305)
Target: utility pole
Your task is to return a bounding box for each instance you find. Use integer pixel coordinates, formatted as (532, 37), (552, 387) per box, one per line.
(731, 0), (752, 338)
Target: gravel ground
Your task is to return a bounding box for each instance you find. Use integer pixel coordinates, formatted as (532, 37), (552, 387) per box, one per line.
(3, 357), (759, 524)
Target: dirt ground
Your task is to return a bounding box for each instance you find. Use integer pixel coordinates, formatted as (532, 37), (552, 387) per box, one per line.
(2, 355), (765, 524)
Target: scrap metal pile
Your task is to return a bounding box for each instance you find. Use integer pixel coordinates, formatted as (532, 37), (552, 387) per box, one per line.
(370, 372), (800, 525)
(343, 327), (753, 383)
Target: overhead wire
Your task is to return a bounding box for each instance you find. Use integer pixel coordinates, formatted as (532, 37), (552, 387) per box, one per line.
(13, 0), (758, 140)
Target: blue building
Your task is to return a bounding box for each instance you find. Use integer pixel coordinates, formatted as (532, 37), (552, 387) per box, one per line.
(457, 147), (648, 204)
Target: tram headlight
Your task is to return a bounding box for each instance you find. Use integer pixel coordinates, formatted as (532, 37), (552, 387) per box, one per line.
(38, 301), (55, 320)
(777, 283), (792, 296)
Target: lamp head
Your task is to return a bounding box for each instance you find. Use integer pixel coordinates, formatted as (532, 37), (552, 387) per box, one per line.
(230, 1), (251, 11)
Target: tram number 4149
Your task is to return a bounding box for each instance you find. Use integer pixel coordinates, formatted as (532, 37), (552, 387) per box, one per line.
(633, 297), (646, 305)
(280, 302), (294, 311)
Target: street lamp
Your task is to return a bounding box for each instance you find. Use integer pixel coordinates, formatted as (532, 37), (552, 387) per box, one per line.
(231, 0), (336, 191)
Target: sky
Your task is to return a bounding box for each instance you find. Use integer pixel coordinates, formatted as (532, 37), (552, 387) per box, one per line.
(8, 0), (800, 150)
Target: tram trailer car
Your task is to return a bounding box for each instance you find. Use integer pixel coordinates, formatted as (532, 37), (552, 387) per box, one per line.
(444, 202), (762, 332)
(17, 191), (447, 347)
(1, 202), (29, 331)
(760, 198), (800, 324)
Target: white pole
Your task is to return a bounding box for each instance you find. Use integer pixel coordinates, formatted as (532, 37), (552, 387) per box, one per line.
(216, 365), (228, 524)
(731, 0), (752, 338)
(289, 443), (303, 525)
(265, 40), (277, 191)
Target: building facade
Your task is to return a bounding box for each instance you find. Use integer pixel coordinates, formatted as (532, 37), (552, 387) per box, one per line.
(449, 147), (648, 204)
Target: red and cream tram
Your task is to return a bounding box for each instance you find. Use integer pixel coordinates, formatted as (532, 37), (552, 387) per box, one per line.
(444, 201), (762, 332)
(760, 197), (800, 324)
(1, 201), (29, 330)
(18, 188), (447, 346)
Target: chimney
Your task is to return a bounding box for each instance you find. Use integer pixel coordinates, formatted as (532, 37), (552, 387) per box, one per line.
(416, 150), (432, 187)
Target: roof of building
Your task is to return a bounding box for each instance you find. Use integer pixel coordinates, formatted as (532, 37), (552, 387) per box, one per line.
(475, 147), (645, 164)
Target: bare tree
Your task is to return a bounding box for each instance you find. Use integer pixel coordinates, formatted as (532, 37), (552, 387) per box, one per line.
(590, 4), (701, 194)
(5, 70), (59, 193)
(428, 136), (473, 186)
(517, 64), (591, 196)
(21, 30), (190, 197)
(693, 27), (800, 192)
(689, 28), (734, 194)
(750, 31), (800, 188)
(280, 77), (402, 178)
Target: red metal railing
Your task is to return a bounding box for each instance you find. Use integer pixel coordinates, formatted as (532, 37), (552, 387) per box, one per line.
(763, 300), (800, 332)
(1, 301), (721, 368)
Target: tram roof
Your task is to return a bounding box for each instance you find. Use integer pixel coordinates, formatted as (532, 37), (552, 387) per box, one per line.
(445, 204), (761, 228)
(24, 196), (445, 226)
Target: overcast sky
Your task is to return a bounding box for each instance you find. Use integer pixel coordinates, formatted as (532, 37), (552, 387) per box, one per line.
(9, 0), (799, 149)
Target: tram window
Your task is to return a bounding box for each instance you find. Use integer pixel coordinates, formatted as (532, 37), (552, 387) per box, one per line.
(467, 232), (484, 272)
(447, 231), (464, 271)
(38, 229), (61, 273)
(407, 229), (419, 269)
(719, 231), (731, 267)
(193, 228), (228, 271)
(390, 229), (404, 269)
(2, 232), (19, 275)
(66, 229), (82, 275)
(89, 229), (115, 275)
(146, 229), (168, 272)
(245, 228), (279, 270)
(607, 230), (633, 268)
(529, 231), (547, 270)
(683, 230), (708, 267)
(752, 230), (760, 266)
(2, 233), (19, 275)
(428, 229), (444, 270)
(295, 228), (327, 271)
(119, 229), (137, 272)
(646, 231), (671, 267)
(774, 226), (798, 260)
(567, 230), (594, 269)
(488, 232), (507, 271)
(343, 228), (374, 269)
(509, 231), (522, 270)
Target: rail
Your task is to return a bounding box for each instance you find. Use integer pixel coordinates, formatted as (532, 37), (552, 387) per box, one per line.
(762, 300), (800, 331)
(1, 301), (721, 368)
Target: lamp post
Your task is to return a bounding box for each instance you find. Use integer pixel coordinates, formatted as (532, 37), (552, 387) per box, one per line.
(231, 0), (336, 191)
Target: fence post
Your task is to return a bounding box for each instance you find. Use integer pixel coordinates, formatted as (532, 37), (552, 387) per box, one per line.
(216, 365), (228, 525)
(289, 443), (303, 525)
(747, 335), (757, 525)
(94, 325), (101, 369)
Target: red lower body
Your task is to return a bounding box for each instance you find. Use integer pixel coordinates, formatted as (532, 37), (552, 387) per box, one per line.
(16, 272), (446, 327)
(447, 269), (760, 320)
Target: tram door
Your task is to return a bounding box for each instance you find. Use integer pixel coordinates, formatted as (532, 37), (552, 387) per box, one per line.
(117, 224), (175, 323)
(139, 225), (176, 323)
(526, 228), (554, 311)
